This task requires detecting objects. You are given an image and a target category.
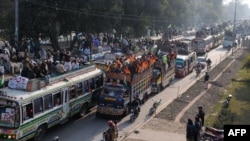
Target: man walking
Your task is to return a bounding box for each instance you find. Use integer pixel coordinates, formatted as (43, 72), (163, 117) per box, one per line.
(204, 72), (209, 89)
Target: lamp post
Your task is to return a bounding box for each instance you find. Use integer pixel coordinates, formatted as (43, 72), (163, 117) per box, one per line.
(15, 0), (19, 41)
(232, 0), (237, 55)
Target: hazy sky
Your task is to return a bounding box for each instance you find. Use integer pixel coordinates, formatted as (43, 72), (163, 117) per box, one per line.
(223, 0), (250, 7)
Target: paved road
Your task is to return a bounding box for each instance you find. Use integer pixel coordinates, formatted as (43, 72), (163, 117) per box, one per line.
(42, 45), (229, 141)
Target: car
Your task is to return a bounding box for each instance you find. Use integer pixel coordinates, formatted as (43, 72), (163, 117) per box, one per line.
(197, 55), (207, 69)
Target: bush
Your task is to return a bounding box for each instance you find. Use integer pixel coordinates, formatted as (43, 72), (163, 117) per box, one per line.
(213, 108), (234, 129)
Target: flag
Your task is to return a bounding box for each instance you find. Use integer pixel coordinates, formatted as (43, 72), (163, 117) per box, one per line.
(168, 24), (172, 29)
(112, 29), (117, 34)
(123, 76), (127, 87)
(0, 72), (4, 88)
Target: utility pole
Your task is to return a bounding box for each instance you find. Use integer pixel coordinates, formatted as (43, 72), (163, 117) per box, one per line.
(15, 0), (19, 41)
(232, 0), (237, 55)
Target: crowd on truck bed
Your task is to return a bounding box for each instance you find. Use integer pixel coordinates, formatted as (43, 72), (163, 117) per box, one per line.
(104, 49), (176, 75)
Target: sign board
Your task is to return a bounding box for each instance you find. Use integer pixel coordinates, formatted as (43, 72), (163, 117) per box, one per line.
(8, 76), (29, 90)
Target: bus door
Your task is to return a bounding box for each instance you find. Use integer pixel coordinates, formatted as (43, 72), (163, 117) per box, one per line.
(61, 88), (69, 119)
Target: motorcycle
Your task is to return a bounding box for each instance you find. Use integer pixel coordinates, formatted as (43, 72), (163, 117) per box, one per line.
(222, 94), (232, 108)
(204, 126), (224, 136)
(200, 132), (224, 141)
(148, 99), (162, 115)
(195, 66), (201, 77)
(130, 107), (140, 122)
(102, 131), (117, 141)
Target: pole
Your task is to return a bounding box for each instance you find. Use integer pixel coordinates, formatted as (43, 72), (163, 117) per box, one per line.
(15, 0), (19, 41)
(232, 0), (237, 55)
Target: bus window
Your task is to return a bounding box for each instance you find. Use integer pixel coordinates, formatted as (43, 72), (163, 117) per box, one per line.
(69, 85), (77, 100)
(44, 94), (52, 111)
(34, 97), (43, 115)
(22, 103), (33, 121)
(100, 75), (104, 86)
(53, 92), (62, 107)
(96, 76), (101, 88)
(89, 78), (96, 90)
(84, 80), (89, 93)
(77, 82), (83, 96)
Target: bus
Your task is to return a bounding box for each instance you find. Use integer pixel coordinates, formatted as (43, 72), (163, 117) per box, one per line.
(191, 35), (213, 55)
(0, 65), (104, 141)
(175, 52), (197, 78)
(212, 33), (223, 49)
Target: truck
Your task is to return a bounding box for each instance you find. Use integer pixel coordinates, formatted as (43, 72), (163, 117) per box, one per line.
(151, 51), (176, 93)
(95, 58), (153, 118)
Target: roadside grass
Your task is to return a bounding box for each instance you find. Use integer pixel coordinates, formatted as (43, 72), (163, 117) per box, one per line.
(205, 53), (250, 128)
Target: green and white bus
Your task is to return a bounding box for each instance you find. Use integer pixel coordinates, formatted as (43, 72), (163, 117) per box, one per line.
(0, 65), (104, 141)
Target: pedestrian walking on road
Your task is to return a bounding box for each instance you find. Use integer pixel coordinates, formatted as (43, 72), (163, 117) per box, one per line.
(204, 72), (209, 89)
(186, 119), (195, 141)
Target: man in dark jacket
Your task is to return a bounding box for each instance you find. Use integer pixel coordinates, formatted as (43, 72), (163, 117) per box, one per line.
(186, 118), (195, 141)
(204, 72), (209, 89)
(197, 106), (205, 127)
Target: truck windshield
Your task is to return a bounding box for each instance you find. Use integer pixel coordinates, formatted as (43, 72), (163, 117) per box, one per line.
(103, 87), (123, 97)
(153, 69), (161, 79)
(0, 100), (20, 129)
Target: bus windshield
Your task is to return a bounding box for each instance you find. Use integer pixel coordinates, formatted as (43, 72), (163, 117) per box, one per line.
(176, 59), (184, 68)
(153, 69), (161, 79)
(192, 40), (205, 48)
(0, 100), (20, 129)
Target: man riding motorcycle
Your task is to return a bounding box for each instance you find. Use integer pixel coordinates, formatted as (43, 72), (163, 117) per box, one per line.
(196, 62), (202, 76)
(206, 58), (212, 70)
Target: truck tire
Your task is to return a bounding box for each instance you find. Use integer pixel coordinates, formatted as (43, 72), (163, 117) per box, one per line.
(142, 94), (148, 104)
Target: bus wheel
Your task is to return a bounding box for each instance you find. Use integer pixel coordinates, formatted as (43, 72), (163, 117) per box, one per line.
(80, 103), (88, 117)
(34, 125), (46, 141)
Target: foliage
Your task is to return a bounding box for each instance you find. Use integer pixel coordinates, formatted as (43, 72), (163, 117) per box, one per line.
(0, 0), (249, 50)
(213, 108), (234, 129)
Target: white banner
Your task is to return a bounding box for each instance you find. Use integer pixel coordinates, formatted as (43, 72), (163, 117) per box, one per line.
(8, 76), (29, 90)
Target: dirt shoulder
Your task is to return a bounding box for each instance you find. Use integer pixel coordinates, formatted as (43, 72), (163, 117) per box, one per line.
(122, 47), (249, 141)
(151, 47), (248, 132)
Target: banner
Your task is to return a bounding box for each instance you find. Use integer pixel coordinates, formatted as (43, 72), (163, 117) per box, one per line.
(8, 76), (29, 90)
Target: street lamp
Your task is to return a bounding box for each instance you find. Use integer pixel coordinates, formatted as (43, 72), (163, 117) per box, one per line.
(15, 0), (19, 41)
(232, 0), (237, 55)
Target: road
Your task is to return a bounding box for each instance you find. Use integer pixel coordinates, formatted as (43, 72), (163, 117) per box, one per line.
(42, 46), (229, 141)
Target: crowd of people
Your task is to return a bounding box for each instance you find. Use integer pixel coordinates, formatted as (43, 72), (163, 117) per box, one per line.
(186, 106), (205, 141)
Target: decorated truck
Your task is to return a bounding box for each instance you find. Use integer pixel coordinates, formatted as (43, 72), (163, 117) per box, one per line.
(151, 51), (176, 93)
(95, 56), (153, 118)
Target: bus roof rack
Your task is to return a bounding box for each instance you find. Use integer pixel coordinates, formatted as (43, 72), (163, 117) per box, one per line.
(25, 64), (96, 92)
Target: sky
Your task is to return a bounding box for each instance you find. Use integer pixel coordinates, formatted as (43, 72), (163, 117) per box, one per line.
(223, 0), (250, 7)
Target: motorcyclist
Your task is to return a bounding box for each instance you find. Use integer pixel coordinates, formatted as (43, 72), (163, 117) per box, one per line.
(103, 120), (117, 141)
(207, 58), (212, 66)
(196, 62), (202, 75)
(206, 58), (212, 68)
